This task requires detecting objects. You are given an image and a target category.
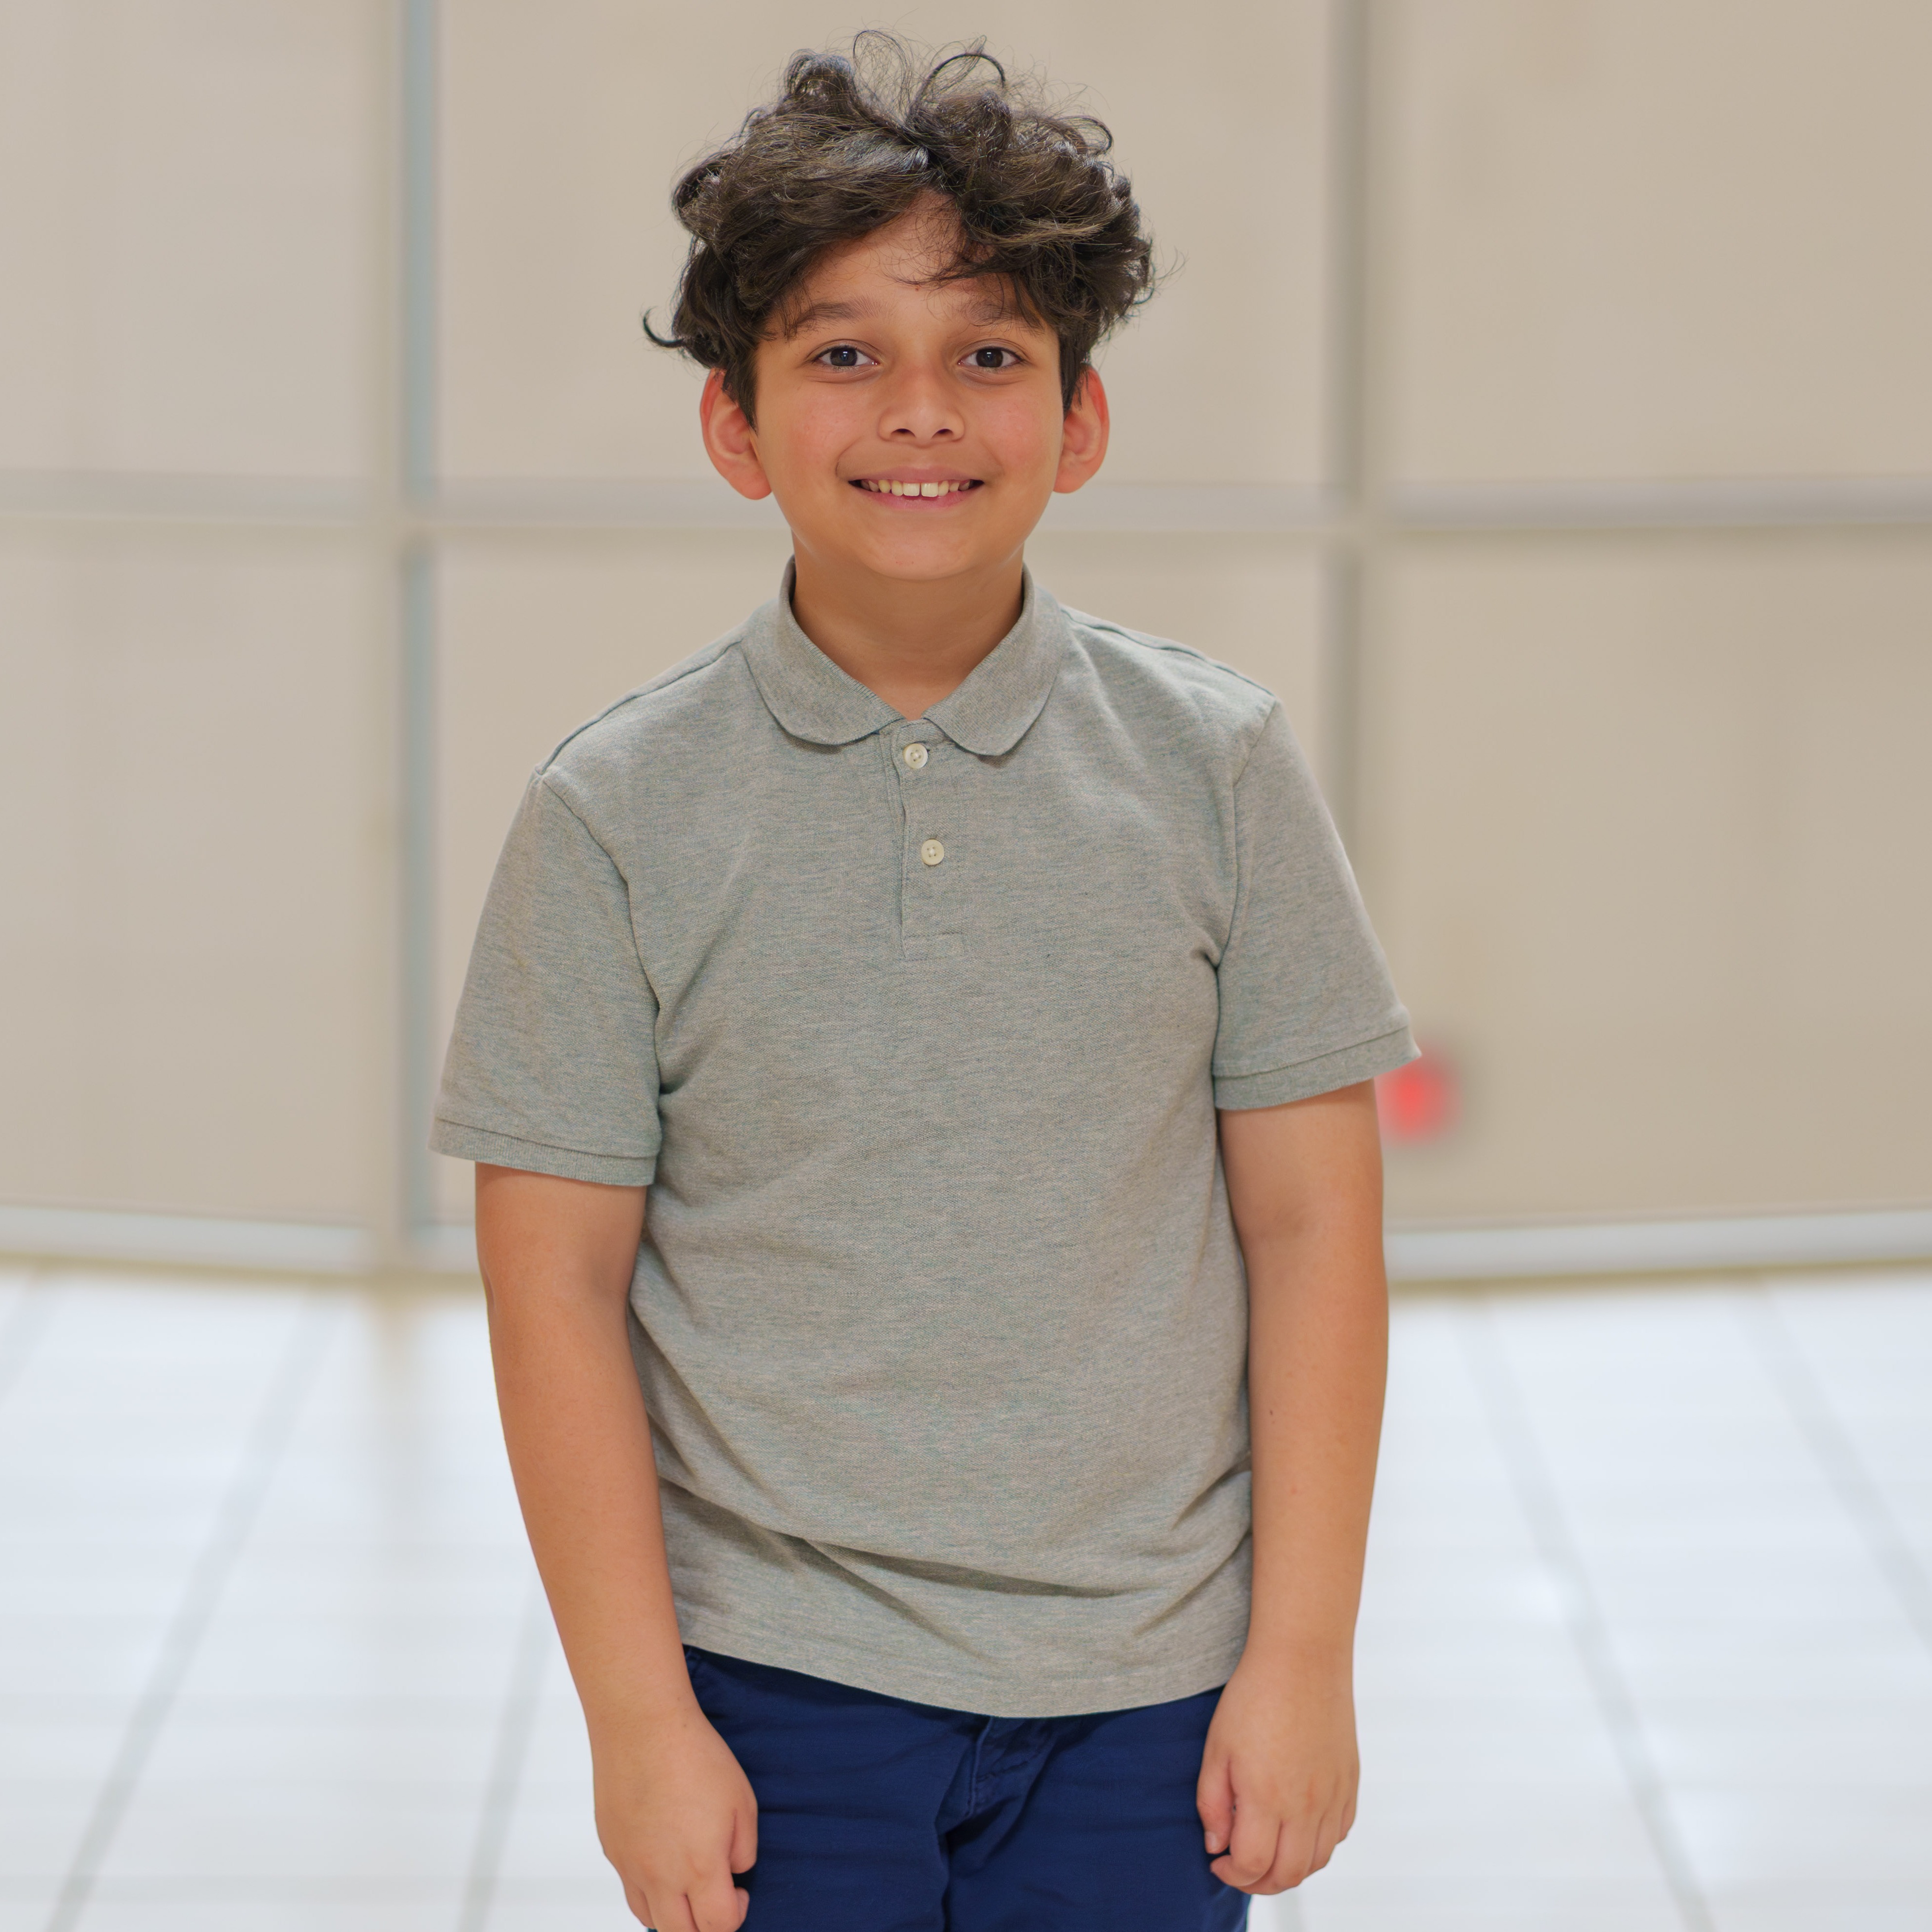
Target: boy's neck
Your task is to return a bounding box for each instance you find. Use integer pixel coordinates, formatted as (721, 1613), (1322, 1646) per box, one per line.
(787, 548), (1026, 720)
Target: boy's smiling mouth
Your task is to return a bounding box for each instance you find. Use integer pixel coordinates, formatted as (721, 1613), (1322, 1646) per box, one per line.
(851, 474), (984, 500)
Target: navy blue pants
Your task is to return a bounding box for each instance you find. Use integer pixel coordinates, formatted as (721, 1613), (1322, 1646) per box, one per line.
(684, 1645), (1249, 1931)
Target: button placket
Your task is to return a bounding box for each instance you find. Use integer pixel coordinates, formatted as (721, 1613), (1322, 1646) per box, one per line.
(890, 725), (955, 958)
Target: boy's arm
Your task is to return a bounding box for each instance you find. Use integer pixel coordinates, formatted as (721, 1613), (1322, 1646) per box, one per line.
(476, 1164), (756, 1932)
(1198, 1080), (1389, 1896)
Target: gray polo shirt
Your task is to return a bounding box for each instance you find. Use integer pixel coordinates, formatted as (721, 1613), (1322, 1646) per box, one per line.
(433, 558), (1414, 1717)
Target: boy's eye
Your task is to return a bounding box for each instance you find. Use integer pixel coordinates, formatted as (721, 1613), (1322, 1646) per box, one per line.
(965, 347), (1021, 371)
(815, 345), (876, 369)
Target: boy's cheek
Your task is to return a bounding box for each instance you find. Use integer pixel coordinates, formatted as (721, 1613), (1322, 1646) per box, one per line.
(988, 406), (1071, 480)
(783, 421), (875, 488)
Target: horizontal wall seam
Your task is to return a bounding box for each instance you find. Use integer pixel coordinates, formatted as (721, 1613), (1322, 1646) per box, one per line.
(1391, 477), (1932, 529)
(7, 473), (1932, 534)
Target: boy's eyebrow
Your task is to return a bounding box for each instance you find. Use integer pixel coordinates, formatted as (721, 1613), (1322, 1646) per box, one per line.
(781, 298), (868, 337)
(779, 289), (1036, 339)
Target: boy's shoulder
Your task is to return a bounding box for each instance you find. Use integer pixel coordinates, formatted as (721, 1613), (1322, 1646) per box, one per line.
(534, 624), (761, 794)
(1055, 603), (1281, 756)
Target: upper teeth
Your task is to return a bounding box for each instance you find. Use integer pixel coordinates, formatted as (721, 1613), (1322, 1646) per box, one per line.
(861, 479), (971, 496)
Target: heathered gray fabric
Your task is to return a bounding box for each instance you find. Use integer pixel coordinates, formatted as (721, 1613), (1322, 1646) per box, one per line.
(433, 558), (1415, 1717)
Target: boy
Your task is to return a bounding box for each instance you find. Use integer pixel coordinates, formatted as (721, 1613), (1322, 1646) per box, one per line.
(433, 35), (1414, 1932)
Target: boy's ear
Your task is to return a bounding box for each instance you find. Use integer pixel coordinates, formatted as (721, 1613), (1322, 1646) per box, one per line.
(699, 368), (774, 501)
(1053, 368), (1110, 495)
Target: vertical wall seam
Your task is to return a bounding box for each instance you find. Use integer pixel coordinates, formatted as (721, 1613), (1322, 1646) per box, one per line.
(400, 544), (439, 1241)
(1317, 0), (1371, 846)
(1322, 0), (1371, 512)
(398, 0), (442, 1256)
(401, 0), (438, 504)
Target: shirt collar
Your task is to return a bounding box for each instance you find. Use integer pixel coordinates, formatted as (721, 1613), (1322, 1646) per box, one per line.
(739, 556), (1068, 757)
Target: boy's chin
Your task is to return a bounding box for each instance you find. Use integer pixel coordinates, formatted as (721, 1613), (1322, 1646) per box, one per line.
(816, 526), (1027, 586)
(851, 545), (1017, 586)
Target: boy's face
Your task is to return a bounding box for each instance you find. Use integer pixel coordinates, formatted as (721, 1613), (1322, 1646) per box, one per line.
(699, 200), (1108, 589)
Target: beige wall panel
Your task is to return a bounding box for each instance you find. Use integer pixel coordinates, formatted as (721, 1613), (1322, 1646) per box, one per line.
(1366, 537), (1932, 1223)
(0, 534), (374, 1221)
(431, 532), (793, 1219)
(0, 0), (377, 479)
(439, 0), (1326, 486)
(1027, 533), (1327, 777)
(1381, 0), (1932, 482)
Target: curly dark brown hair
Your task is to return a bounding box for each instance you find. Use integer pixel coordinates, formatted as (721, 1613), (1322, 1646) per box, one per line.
(644, 33), (1159, 423)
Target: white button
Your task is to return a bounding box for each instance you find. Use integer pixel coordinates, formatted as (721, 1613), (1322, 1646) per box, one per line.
(902, 743), (929, 769)
(919, 839), (945, 867)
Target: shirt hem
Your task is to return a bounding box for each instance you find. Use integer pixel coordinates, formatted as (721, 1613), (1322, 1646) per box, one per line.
(428, 1116), (656, 1187)
(1213, 1023), (1419, 1110)
(671, 1606), (1246, 1719)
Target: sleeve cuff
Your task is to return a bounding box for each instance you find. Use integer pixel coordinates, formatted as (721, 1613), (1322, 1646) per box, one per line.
(1213, 1024), (1419, 1111)
(428, 1117), (656, 1187)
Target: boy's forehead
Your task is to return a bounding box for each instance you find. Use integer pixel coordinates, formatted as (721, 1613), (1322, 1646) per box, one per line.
(771, 214), (1044, 339)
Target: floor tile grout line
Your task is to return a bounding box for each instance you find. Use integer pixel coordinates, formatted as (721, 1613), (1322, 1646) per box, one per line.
(1745, 1283), (1932, 1657)
(454, 1569), (554, 1932)
(66, 1877), (465, 1909)
(1457, 1296), (1715, 1932)
(0, 1267), (55, 1408)
(42, 1289), (342, 1932)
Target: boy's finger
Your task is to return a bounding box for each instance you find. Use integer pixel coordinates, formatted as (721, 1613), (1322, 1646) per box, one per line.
(689, 1867), (747, 1932)
(730, 1801), (759, 1873)
(1310, 1801), (1351, 1875)
(1210, 1808), (1282, 1891)
(1259, 1818), (1321, 1894)
(1262, 1802), (1352, 1894)
(1194, 1757), (1235, 1854)
(631, 1884), (702, 1932)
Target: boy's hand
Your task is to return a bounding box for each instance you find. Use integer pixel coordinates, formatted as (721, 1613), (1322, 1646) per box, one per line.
(1195, 1646), (1359, 1896)
(593, 1700), (758, 1932)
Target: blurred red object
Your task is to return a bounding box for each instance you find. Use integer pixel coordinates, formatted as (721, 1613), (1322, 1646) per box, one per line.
(1375, 1049), (1459, 1144)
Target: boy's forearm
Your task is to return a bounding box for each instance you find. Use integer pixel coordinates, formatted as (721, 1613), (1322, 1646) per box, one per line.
(1218, 1084), (1389, 1672)
(1240, 1213), (1388, 1666)
(477, 1173), (695, 1743)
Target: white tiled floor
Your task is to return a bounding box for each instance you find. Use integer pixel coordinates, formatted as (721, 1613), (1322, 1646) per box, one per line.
(2, 1264), (1929, 1932)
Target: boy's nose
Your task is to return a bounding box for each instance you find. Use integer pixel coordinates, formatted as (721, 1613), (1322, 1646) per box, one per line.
(878, 365), (964, 441)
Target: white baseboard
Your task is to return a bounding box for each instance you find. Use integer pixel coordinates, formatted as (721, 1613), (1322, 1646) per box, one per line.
(414, 1221), (479, 1274)
(1385, 1207), (1932, 1283)
(5, 1202), (1928, 1287)
(0, 1204), (373, 1275)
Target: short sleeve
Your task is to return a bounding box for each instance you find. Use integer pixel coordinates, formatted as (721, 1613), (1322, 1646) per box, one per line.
(429, 773), (662, 1184)
(1213, 704), (1418, 1110)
